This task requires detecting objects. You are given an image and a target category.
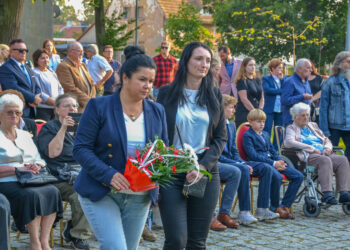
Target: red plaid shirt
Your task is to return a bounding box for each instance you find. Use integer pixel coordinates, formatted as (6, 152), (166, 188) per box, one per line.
(153, 54), (178, 89)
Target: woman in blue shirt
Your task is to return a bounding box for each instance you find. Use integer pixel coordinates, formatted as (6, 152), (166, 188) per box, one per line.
(73, 46), (168, 250)
(43, 39), (61, 72)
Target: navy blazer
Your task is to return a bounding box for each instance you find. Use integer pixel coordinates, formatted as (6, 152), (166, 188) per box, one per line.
(0, 59), (41, 117)
(219, 121), (243, 163)
(243, 128), (281, 165)
(157, 85), (227, 174)
(262, 75), (285, 114)
(73, 89), (169, 203)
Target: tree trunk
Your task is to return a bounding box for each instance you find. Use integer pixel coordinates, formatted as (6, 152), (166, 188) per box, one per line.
(95, 0), (105, 52)
(0, 0), (24, 44)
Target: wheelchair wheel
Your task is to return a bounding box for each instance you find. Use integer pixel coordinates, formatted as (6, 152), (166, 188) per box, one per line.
(280, 155), (295, 169)
(303, 200), (320, 217)
(342, 203), (350, 215)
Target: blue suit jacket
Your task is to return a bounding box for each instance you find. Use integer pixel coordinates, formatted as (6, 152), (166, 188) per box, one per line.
(262, 75), (285, 114)
(243, 128), (281, 165)
(219, 121), (243, 163)
(0, 59), (41, 117)
(73, 89), (169, 203)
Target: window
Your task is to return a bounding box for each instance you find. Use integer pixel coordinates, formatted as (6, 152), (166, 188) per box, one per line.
(123, 7), (130, 19)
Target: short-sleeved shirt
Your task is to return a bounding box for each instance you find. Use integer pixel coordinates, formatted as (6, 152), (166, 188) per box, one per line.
(153, 54), (178, 89)
(309, 75), (323, 96)
(235, 78), (263, 125)
(104, 59), (121, 93)
(87, 54), (113, 84)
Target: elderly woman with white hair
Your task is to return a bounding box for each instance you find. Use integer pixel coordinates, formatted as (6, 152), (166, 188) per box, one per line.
(0, 92), (63, 250)
(284, 102), (350, 205)
(281, 58), (313, 126)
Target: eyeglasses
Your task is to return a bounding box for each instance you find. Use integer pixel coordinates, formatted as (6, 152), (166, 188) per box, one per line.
(6, 110), (22, 116)
(71, 49), (83, 53)
(12, 48), (28, 53)
(61, 104), (79, 109)
(161, 46), (169, 50)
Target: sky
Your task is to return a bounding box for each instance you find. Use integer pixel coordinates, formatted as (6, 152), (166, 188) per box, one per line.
(65, 0), (85, 19)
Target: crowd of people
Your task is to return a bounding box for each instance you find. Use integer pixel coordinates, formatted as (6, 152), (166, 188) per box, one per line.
(0, 37), (350, 250)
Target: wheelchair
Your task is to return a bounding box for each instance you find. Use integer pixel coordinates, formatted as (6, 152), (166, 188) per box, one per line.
(275, 126), (350, 217)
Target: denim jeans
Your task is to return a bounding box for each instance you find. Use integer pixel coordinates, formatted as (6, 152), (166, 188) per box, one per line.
(329, 128), (350, 162)
(159, 173), (220, 250)
(251, 162), (273, 208)
(78, 193), (151, 250)
(0, 194), (10, 250)
(217, 162), (241, 214)
(264, 112), (283, 150)
(270, 165), (304, 209)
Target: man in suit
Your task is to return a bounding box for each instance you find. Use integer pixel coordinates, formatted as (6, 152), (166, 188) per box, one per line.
(243, 109), (304, 219)
(56, 42), (95, 112)
(0, 194), (10, 250)
(0, 39), (42, 118)
(218, 46), (242, 98)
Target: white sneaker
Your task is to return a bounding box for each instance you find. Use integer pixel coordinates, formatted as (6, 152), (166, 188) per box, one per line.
(255, 208), (280, 221)
(237, 211), (258, 225)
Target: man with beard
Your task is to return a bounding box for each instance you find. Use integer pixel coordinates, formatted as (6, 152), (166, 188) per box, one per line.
(218, 46), (242, 98)
(320, 51), (350, 162)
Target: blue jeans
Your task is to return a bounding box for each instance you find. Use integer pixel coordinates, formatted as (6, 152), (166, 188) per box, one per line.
(78, 193), (151, 250)
(329, 128), (350, 162)
(153, 87), (160, 99)
(0, 194), (10, 250)
(251, 162), (273, 208)
(217, 162), (241, 214)
(270, 165), (304, 209)
(264, 112), (283, 150)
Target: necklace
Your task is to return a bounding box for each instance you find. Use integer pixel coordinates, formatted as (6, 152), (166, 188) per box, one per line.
(129, 114), (136, 121)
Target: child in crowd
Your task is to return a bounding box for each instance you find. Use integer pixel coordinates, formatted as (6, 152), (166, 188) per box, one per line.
(211, 95), (279, 231)
(243, 109), (304, 219)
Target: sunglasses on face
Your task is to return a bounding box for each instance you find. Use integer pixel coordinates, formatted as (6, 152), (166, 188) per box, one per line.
(6, 110), (22, 116)
(161, 47), (169, 50)
(12, 48), (28, 53)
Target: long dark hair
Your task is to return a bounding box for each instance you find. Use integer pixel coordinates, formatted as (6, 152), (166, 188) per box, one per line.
(119, 45), (156, 87)
(166, 42), (219, 109)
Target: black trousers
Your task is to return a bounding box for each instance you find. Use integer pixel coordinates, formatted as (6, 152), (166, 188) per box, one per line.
(159, 173), (220, 250)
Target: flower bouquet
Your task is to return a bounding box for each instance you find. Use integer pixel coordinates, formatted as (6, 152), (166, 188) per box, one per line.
(112, 137), (212, 193)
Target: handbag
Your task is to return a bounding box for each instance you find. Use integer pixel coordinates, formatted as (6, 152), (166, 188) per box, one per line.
(176, 125), (208, 199)
(15, 167), (58, 186)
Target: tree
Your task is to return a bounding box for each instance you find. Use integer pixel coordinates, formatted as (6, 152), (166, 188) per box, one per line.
(100, 11), (138, 51)
(53, 5), (79, 25)
(0, 0), (24, 44)
(207, 0), (347, 67)
(165, 1), (214, 58)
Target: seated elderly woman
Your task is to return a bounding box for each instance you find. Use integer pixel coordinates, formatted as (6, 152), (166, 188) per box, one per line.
(284, 102), (350, 205)
(0, 92), (63, 250)
(37, 94), (92, 249)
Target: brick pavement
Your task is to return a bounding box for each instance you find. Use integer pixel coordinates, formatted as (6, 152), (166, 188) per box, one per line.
(10, 189), (350, 250)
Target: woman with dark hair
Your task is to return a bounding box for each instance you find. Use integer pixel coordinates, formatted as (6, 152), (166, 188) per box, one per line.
(308, 60), (323, 123)
(43, 39), (61, 72)
(32, 48), (64, 121)
(73, 45), (168, 250)
(235, 57), (264, 127)
(157, 42), (227, 249)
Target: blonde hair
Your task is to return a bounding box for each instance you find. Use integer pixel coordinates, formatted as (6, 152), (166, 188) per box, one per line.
(247, 109), (266, 121)
(0, 44), (10, 62)
(235, 57), (256, 84)
(222, 94), (237, 107)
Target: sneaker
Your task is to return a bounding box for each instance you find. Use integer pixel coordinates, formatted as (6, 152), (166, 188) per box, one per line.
(255, 208), (280, 221)
(321, 192), (338, 205)
(142, 225), (157, 242)
(237, 211), (258, 225)
(62, 220), (73, 243)
(71, 238), (90, 250)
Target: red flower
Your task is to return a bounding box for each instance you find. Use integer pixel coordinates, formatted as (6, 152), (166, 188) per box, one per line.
(172, 165), (177, 173)
(159, 156), (164, 162)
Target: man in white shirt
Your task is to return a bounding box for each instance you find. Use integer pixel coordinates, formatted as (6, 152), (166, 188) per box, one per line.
(86, 44), (113, 96)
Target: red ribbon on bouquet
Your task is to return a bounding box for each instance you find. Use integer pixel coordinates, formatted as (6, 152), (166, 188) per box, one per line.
(123, 159), (157, 192)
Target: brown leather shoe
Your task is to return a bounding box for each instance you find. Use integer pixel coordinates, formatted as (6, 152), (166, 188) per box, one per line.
(274, 207), (295, 219)
(210, 217), (227, 231)
(217, 214), (240, 228)
(281, 207), (295, 219)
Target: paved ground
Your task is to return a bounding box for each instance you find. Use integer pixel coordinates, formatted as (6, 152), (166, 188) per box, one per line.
(10, 185), (350, 250)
